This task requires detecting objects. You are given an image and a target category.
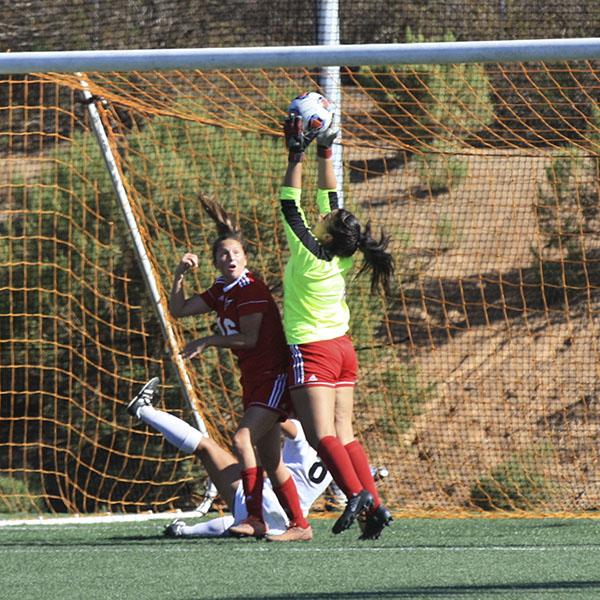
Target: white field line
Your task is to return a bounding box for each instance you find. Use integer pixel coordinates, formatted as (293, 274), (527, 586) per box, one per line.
(0, 510), (206, 528)
(1, 545), (599, 554)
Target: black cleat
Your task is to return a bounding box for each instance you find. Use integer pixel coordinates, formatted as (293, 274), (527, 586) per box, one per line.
(332, 489), (373, 534)
(359, 504), (393, 540)
(164, 519), (185, 538)
(127, 377), (159, 418)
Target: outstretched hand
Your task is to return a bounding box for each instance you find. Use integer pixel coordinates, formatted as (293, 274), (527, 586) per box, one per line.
(316, 127), (338, 159)
(180, 337), (209, 360)
(284, 113), (305, 162)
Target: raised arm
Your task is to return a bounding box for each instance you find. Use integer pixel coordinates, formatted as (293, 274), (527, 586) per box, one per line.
(315, 125), (339, 214)
(283, 156), (303, 189)
(317, 145), (337, 191)
(169, 252), (211, 318)
(280, 115), (332, 260)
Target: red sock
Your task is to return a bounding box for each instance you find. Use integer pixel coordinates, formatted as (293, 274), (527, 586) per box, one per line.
(317, 435), (362, 498)
(274, 476), (309, 529)
(345, 440), (381, 509)
(241, 467), (264, 521)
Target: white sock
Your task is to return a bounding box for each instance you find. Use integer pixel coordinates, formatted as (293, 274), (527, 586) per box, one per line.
(138, 405), (204, 454)
(180, 516), (235, 537)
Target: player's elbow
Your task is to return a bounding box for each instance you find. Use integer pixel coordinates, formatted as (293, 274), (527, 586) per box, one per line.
(169, 303), (183, 318)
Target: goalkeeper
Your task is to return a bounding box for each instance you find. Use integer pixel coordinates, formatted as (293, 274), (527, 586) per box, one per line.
(278, 104), (394, 540)
(127, 378), (331, 538)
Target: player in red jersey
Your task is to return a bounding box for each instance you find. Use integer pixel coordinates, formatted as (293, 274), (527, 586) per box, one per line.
(168, 194), (311, 542)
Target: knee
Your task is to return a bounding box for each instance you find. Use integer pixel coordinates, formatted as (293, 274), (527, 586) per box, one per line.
(193, 437), (208, 455)
(193, 434), (214, 457)
(232, 428), (251, 457)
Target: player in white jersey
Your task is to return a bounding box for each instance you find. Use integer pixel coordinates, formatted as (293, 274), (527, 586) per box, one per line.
(127, 378), (331, 541)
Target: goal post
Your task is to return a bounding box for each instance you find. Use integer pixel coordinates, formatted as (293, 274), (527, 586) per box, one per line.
(78, 76), (207, 438)
(1, 39), (600, 520)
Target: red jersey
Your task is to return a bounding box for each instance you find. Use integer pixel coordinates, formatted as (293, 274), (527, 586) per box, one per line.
(199, 270), (289, 387)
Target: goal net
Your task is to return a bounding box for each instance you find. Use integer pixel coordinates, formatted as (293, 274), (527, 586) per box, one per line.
(1, 46), (599, 517)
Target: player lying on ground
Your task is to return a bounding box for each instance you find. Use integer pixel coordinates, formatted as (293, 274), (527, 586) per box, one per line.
(165, 193), (310, 541)
(127, 378), (332, 538)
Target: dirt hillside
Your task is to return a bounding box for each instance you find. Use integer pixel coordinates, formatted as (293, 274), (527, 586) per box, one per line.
(346, 129), (599, 512)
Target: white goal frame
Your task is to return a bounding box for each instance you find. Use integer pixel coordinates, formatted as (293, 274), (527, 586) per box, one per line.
(0, 39), (599, 73)
(2, 37), (599, 527)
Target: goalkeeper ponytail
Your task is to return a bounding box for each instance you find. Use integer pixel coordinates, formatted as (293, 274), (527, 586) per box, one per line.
(326, 209), (394, 295)
(355, 221), (394, 295)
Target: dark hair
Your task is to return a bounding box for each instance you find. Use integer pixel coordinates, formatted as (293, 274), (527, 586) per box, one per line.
(327, 209), (394, 295)
(198, 193), (245, 264)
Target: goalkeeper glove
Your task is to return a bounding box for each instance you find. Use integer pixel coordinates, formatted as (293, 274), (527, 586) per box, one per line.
(284, 113), (321, 163)
(316, 127), (338, 159)
(284, 113), (305, 163)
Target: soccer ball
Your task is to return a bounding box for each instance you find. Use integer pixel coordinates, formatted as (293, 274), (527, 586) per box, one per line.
(287, 92), (334, 133)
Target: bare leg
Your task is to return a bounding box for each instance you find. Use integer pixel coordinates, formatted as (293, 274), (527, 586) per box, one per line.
(193, 437), (240, 511)
(334, 386), (355, 445)
(280, 418), (298, 440)
(232, 405), (280, 470)
(291, 385), (362, 499)
(256, 420), (310, 531)
(256, 422), (289, 487)
(290, 386), (337, 449)
(228, 405), (280, 533)
(334, 386), (381, 509)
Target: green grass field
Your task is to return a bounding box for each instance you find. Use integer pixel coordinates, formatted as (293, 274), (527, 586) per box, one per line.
(1, 516), (599, 599)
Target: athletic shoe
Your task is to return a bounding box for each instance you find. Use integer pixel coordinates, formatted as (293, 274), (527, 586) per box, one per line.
(127, 377), (160, 417)
(164, 519), (185, 538)
(332, 489), (373, 534)
(266, 524), (313, 543)
(227, 516), (268, 538)
(359, 505), (393, 540)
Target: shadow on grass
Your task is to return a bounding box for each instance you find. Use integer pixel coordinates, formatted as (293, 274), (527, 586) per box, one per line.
(0, 534), (274, 547)
(206, 581), (600, 600)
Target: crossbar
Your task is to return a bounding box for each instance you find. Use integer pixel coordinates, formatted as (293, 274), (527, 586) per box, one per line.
(0, 39), (599, 74)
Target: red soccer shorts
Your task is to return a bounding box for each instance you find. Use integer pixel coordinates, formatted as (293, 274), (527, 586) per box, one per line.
(288, 335), (357, 389)
(243, 372), (291, 419)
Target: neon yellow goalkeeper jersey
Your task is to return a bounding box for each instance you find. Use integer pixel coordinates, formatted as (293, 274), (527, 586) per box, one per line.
(279, 185), (353, 345)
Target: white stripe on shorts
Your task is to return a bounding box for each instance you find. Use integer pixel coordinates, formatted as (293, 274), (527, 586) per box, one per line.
(267, 373), (287, 409)
(336, 380), (356, 387)
(289, 344), (304, 385)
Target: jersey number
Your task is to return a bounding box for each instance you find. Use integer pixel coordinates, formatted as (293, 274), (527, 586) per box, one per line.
(217, 317), (239, 336)
(308, 460), (328, 484)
